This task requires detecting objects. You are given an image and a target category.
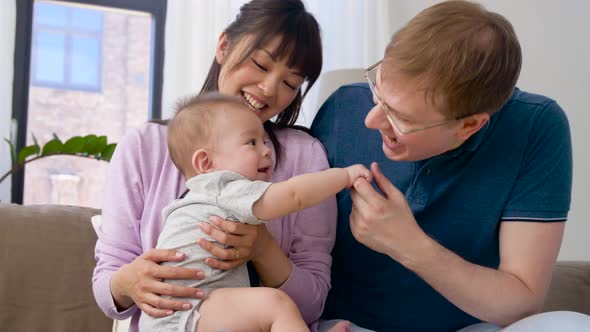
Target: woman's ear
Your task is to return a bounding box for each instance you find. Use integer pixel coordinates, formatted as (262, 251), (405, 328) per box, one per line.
(192, 148), (215, 174)
(215, 32), (230, 65)
(456, 112), (490, 141)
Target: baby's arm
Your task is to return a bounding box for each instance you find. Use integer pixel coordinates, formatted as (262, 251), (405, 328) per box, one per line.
(253, 164), (371, 221)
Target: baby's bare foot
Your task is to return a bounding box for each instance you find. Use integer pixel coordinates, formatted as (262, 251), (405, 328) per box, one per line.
(325, 320), (351, 332)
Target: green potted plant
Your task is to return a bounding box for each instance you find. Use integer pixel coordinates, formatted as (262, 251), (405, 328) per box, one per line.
(1, 134), (116, 184)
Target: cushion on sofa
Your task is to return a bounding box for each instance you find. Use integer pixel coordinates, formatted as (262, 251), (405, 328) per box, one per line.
(0, 203), (112, 332)
(544, 261), (590, 315)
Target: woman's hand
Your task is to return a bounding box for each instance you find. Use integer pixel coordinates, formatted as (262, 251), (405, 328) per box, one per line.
(198, 216), (272, 270)
(110, 249), (205, 318)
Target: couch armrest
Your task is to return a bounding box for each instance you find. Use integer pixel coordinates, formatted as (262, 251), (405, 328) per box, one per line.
(544, 261), (590, 316)
(0, 203), (112, 332)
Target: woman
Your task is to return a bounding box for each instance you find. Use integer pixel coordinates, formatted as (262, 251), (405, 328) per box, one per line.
(92, 0), (347, 331)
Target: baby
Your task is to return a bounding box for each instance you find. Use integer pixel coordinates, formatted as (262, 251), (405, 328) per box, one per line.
(138, 93), (370, 332)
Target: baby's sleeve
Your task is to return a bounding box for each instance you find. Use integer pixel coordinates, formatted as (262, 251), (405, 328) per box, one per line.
(216, 172), (272, 224)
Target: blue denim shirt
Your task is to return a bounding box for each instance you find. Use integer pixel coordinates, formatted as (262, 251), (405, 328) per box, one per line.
(310, 83), (572, 332)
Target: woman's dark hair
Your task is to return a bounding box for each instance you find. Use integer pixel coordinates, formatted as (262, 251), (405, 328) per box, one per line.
(200, 0), (322, 167)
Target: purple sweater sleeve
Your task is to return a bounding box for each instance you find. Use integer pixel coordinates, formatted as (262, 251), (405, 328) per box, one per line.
(92, 127), (146, 320)
(269, 130), (337, 325)
(93, 124), (184, 323)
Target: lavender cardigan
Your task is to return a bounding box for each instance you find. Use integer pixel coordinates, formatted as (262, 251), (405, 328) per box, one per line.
(92, 123), (337, 331)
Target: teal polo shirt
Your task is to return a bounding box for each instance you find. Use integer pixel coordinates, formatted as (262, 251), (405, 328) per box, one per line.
(310, 84), (572, 332)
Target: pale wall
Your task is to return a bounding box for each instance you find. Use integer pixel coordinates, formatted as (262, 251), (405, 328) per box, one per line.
(0, 0), (15, 203)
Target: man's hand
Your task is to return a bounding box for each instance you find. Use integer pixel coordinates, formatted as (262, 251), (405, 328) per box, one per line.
(349, 162), (428, 263)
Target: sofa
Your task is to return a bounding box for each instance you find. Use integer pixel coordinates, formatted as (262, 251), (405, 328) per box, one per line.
(0, 203), (112, 332)
(1, 203), (589, 332)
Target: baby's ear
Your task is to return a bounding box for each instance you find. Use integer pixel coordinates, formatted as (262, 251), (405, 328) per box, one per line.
(192, 149), (214, 174)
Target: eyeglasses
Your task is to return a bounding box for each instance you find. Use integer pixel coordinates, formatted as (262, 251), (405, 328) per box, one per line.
(365, 60), (459, 135)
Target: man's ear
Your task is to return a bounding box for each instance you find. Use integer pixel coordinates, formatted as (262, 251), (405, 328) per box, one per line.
(215, 32), (229, 65)
(456, 112), (489, 141)
(192, 148), (215, 174)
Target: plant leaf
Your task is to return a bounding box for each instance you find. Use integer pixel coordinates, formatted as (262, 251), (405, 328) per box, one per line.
(4, 138), (16, 165)
(81, 135), (99, 154)
(94, 136), (107, 155)
(100, 143), (117, 161)
(18, 144), (41, 164)
(41, 138), (64, 156)
(63, 136), (86, 154)
(32, 134), (39, 148)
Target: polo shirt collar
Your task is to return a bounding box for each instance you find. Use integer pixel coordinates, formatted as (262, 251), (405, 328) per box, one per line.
(446, 118), (490, 158)
(445, 88), (518, 158)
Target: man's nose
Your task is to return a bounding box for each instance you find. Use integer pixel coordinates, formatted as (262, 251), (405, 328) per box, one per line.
(365, 104), (388, 130)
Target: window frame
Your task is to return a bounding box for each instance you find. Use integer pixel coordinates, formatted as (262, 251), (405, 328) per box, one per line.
(11, 0), (167, 203)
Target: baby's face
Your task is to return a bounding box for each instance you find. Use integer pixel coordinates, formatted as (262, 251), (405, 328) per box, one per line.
(211, 108), (273, 181)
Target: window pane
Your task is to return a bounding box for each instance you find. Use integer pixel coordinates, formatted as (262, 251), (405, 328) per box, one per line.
(34, 31), (65, 83)
(71, 36), (101, 88)
(71, 7), (103, 31)
(25, 1), (154, 209)
(35, 2), (67, 27)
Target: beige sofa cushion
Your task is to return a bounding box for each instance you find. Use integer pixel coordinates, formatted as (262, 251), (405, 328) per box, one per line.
(544, 261), (590, 315)
(0, 203), (112, 332)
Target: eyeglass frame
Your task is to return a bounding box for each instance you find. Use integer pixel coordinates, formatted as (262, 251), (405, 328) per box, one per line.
(365, 60), (462, 135)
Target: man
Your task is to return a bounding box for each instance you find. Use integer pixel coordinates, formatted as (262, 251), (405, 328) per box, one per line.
(312, 1), (588, 331)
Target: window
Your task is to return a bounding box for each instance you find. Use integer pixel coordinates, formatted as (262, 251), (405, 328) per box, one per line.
(31, 2), (103, 91)
(11, 0), (167, 206)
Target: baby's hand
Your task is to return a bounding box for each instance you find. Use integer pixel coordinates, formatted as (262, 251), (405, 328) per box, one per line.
(346, 164), (372, 187)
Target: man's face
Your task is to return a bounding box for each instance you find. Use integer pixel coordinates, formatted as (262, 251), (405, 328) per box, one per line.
(364, 64), (464, 162)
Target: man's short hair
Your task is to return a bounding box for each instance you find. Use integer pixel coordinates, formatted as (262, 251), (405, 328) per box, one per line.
(167, 93), (245, 177)
(384, 0), (522, 118)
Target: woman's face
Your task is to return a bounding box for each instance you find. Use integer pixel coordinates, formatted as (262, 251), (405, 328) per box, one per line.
(216, 34), (305, 123)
